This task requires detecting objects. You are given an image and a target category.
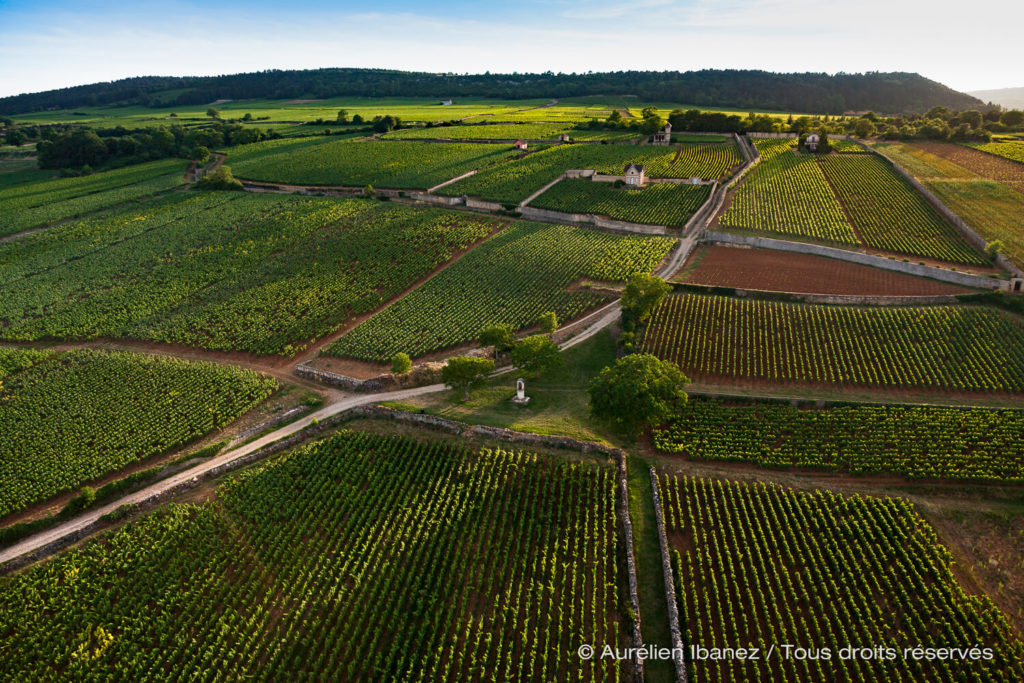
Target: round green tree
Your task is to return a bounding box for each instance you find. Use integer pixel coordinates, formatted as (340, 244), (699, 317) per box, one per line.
(588, 354), (689, 436)
(391, 352), (412, 375)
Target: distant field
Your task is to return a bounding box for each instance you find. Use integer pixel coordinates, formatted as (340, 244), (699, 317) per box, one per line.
(657, 474), (1024, 682)
(877, 141), (1024, 268)
(384, 122), (571, 140)
(655, 398), (1024, 481)
(228, 138), (516, 188)
(328, 220), (675, 362)
(0, 159), (185, 237)
(967, 140), (1024, 166)
(0, 349), (276, 519)
(909, 141), (1024, 188)
(676, 245), (973, 295)
(0, 430), (626, 681)
(639, 293), (1024, 394)
(531, 179), (710, 226)
(440, 141), (740, 203)
(0, 160), (54, 189)
(720, 139), (987, 265)
(0, 194), (502, 355)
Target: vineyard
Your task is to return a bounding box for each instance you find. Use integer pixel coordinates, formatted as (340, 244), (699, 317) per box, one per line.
(654, 398), (1024, 481)
(439, 142), (741, 203)
(826, 137), (870, 153)
(876, 142), (1024, 268)
(0, 430), (626, 682)
(531, 179), (710, 226)
(638, 294), (1024, 393)
(0, 158), (185, 237)
(719, 139), (858, 245)
(228, 138), (516, 188)
(0, 194), (501, 355)
(0, 346), (51, 381)
(817, 154), (986, 264)
(0, 349), (276, 519)
(967, 140), (1024, 166)
(720, 139), (985, 264)
(328, 220), (675, 361)
(906, 141), (1024, 188)
(657, 474), (1024, 682)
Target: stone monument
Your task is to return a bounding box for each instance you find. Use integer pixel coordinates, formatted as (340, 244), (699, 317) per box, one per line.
(511, 377), (530, 405)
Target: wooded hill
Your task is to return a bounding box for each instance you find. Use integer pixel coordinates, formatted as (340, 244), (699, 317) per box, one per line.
(0, 68), (984, 116)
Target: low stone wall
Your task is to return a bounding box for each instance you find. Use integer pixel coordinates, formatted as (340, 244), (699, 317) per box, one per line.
(650, 468), (688, 683)
(519, 205), (670, 235)
(673, 282), (963, 306)
(519, 173), (567, 208)
(427, 169), (477, 193)
(295, 362), (446, 393)
(465, 197), (505, 212)
(564, 169), (596, 179)
(682, 181), (720, 235)
(409, 192), (462, 206)
(703, 231), (1006, 290)
(747, 132), (798, 139)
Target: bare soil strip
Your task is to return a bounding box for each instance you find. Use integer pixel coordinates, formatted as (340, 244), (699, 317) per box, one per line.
(677, 244), (975, 296)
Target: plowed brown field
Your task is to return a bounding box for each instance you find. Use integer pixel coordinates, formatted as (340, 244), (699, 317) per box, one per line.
(676, 245), (974, 295)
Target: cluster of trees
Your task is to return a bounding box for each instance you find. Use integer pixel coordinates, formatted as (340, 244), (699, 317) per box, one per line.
(0, 68), (984, 117)
(28, 121), (280, 171)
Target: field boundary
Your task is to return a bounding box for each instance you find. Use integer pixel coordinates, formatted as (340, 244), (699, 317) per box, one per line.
(670, 282), (964, 306)
(650, 468), (688, 683)
(703, 230), (1007, 290)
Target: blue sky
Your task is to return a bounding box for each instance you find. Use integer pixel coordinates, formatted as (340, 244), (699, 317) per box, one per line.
(1, 0), (1021, 98)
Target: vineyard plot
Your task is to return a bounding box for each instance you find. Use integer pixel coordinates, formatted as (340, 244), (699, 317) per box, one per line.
(228, 138), (517, 188)
(439, 141), (741, 204)
(818, 154), (985, 264)
(0, 430), (626, 682)
(0, 194), (501, 355)
(532, 179), (711, 226)
(327, 220), (675, 362)
(718, 139), (858, 245)
(0, 158), (185, 237)
(720, 139), (986, 265)
(657, 474), (1024, 682)
(654, 398), (1024, 482)
(639, 294), (1024, 394)
(876, 141), (1024, 269)
(0, 349), (276, 519)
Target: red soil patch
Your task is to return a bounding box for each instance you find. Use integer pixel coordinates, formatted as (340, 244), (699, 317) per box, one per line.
(677, 245), (976, 296)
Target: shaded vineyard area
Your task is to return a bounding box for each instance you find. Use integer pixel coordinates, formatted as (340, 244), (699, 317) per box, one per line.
(0, 430), (626, 682)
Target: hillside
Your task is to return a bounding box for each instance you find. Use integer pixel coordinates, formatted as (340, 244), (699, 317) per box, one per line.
(0, 68), (983, 116)
(969, 86), (1024, 110)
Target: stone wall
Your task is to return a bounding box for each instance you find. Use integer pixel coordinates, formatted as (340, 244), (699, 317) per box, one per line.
(673, 282), (964, 306)
(518, 205), (670, 235)
(703, 231), (1007, 290)
(465, 197), (505, 212)
(682, 180), (720, 235)
(650, 468), (688, 683)
(409, 192), (462, 206)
